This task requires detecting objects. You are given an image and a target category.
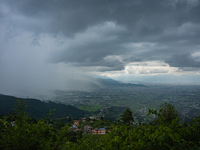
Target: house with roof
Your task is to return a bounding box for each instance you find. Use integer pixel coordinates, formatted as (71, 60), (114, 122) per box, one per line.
(69, 124), (79, 132)
(74, 120), (79, 126)
(84, 125), (93, 133)
(92, 127), (106, 135)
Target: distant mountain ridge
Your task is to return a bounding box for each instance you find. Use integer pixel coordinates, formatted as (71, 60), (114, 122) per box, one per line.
(0, 94), (89, 119)
(97, 78), (145, 88)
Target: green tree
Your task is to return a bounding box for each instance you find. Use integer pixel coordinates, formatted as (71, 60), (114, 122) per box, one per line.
(0, 100), (69, 150)
(148, 102), (179, 124)
(120, 108), (134, 125)
(159, 102), (179, 124)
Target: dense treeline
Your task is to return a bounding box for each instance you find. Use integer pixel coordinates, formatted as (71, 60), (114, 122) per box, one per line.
(1, 100), (200, 149)
(0, 95), (89, 119)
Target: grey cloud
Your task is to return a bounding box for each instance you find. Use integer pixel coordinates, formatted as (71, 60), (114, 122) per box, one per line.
(3, 0), (199, 36)
(166, 53), (200, 68)
(49, 21), (127, 70)
(2, 0), (200, 40)
(1, 0), (200, 69)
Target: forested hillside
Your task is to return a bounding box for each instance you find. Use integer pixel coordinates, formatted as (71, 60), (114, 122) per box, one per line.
(0, 95), (89, 119)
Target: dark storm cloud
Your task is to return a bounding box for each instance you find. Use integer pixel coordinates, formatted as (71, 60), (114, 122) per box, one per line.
(166, 53), (200, 68)
(1, 0), (200, 69)
(4, 0), (198, 37)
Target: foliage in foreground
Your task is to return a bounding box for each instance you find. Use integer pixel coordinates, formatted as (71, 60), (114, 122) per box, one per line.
(67, 103), (200, 150)
(0, 100), (82, 150)
(1, 101), (200, 149)
(72, 119), (200, 150)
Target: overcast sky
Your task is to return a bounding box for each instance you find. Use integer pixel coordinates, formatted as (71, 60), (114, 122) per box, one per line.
(0, 0), (200, 97)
